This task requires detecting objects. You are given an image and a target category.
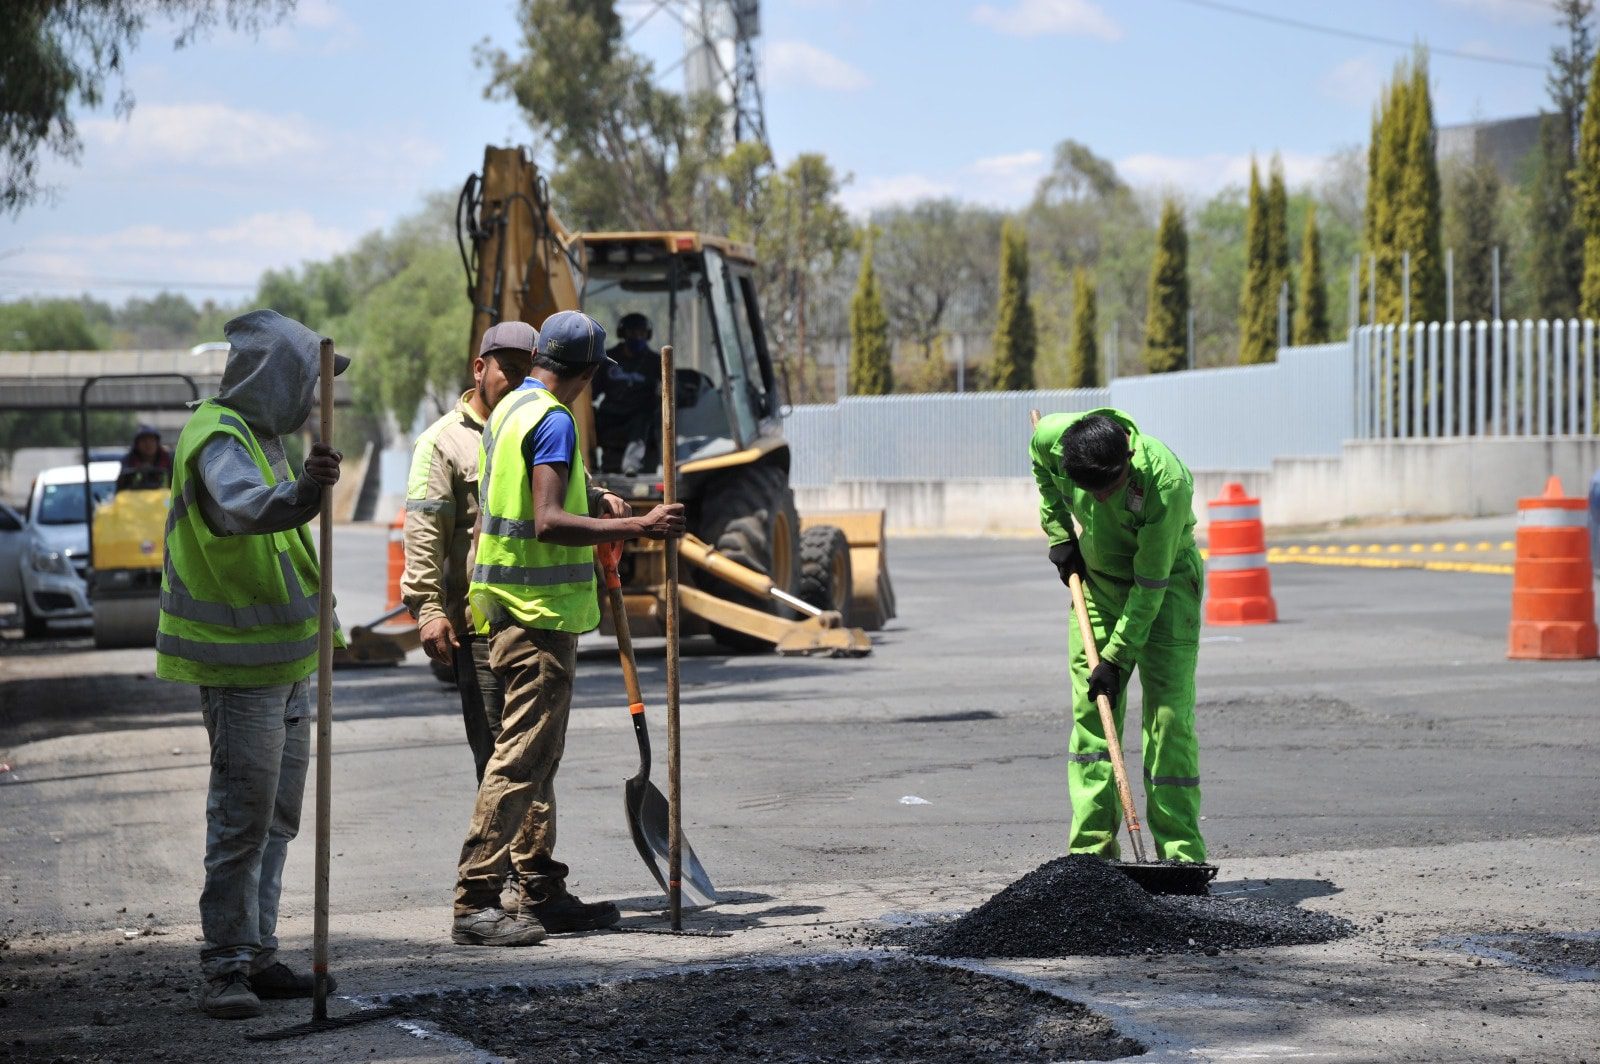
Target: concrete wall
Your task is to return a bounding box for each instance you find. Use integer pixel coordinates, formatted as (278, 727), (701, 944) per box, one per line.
(796, 436), (1600, 535)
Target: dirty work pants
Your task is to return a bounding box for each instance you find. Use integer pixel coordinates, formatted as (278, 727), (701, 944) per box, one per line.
(454, 625), (578, 915)
(455, 635), (505, 785)
(1066, 548), (1206, 862)
(197, 681), (309, 979)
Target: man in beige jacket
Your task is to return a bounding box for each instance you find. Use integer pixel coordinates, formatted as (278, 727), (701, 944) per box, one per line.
(402, 322), (536, 780)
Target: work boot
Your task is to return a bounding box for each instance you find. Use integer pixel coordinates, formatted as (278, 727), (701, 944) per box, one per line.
(250, 961), (334, 1000)
(525, 891), (620, 933)
(451, 907), (547, 947)
(499, 872), (522, 914)
(199, 972), (264, 1020)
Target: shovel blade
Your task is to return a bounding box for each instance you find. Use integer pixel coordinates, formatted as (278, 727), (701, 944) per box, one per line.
(625, 776), (717, 909)
(1114, 861), (1218, 896)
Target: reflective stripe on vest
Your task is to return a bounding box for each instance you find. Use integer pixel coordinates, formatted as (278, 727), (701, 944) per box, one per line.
(162, 548), (320, 628)
(471, 562), (595, 587)
(156, 629), (320, 666)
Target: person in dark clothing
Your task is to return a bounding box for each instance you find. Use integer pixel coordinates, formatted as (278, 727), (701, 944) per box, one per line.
(118, 424), (174, 489)
(591, 312), (661, 475)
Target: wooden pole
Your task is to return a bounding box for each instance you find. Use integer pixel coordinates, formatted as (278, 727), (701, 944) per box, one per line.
(312, 338), (335, 1021)
(660, 344), (682, 931)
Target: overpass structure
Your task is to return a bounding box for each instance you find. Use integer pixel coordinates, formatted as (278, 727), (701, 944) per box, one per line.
(0, 349), (354, 413)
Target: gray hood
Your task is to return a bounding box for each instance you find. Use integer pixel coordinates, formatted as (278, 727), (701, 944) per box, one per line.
(217, 309), (348, 437)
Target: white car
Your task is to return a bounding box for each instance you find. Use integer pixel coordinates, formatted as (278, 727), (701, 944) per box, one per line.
(19, 461), (119, 636)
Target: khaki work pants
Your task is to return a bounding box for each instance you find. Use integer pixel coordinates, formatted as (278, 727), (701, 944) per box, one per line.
(453, 624), (578, 915)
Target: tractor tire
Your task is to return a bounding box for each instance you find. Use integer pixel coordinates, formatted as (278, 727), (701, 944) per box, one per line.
(797, 524), (853, 623)
(694, 462), (800, 652)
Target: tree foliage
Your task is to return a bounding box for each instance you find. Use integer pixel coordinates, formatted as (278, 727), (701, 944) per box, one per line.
(1, 0), (293, 213)
(1143, 199), (1189, 374)
(1066, 267), (1098, 388)
(1364, 51), (1445, 324)
(1266, 156), (1292, 337)
(1577, 45), (1600, 318)
(1239, 160), (1275, 363)
(988, 219), (1037, 390)
(1442, 156), (1505, 322)
(848, 236), (891, 396)
(871, 200), (1002, 360)
(1292, 204), (1329, 344)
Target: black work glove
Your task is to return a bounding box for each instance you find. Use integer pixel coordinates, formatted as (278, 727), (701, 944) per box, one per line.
(1087, 660), (1122, 703)
(1048, 540), (1087, 587)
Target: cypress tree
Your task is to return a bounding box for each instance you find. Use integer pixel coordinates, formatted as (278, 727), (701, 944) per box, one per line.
(989, 219), (1038, 390)
(1577, 46), (1600, 318)
(1395, 56), (1446, 322)
(1292, 203), (1329, 343)
(1266, 155), (1293, 337)
(848, 236), (892, 396)
(1144, 199), (1190, 374)
(1239, 159), (1276, 363)
(1444, 157), (1504, 321)
(1364, 61), (1413, 322)
(1066, 267), (1099, 388)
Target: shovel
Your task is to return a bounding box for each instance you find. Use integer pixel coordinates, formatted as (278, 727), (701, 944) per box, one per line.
(1031, 409), (1215, 897)
(596, 541), (717, 909)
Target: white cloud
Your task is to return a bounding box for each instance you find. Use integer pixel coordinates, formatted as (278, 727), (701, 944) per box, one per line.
(81, 103), (320, 168)
(767, 40), (871, 91)
(966, 150), (1048, 203)
(261, 0), (360, 53)
(1115, 151), (1329, 197)
(1321, 55), (1384, 109)
(839, 174), (957, 215)
(16, 211), (358, 294)
(971, 0), (1122, 40)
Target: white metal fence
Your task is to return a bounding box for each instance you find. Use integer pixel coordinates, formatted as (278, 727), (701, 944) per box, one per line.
(1354, 320), (1599, 439)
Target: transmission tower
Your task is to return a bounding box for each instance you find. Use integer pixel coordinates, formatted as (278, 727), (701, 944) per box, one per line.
(658, 0), (770, 151)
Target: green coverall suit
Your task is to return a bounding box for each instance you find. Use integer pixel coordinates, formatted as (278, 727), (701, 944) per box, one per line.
(1030, 408), (1207, 863)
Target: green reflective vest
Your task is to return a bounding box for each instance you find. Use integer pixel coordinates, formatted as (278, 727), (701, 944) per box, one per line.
(156, 401), (328, 687)
(468, 384), (599, 635)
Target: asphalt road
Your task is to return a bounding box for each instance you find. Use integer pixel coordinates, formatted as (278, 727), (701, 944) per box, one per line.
(1, 527), (1596, 1061)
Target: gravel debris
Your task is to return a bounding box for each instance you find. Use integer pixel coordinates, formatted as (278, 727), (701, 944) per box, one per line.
(891, 854), (1354, 959)
(402, 958), (1146, 1062)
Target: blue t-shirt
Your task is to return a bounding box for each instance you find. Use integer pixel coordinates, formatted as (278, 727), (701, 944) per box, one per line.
(516, 379), (578, 471)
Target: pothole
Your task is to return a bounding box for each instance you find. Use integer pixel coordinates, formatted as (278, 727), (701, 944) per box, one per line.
(397, 957), (1145, 1062)
(1439, 930), (1600, 982)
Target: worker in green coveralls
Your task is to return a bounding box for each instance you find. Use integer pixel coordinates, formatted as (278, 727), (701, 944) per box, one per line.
(1030, 408), (1206, 863)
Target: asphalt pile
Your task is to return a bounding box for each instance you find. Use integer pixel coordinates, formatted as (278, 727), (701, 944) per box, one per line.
(904, 854), (1353, 959)
(402, 958), (1146, 1062)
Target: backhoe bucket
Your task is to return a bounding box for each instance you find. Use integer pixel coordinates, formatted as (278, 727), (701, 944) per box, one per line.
(801, 510), (895, 630)
(333, 604), (418, 668)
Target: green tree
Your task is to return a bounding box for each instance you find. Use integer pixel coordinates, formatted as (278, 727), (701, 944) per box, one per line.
(1292, 204), (1329, 343)
(872, 200), (1003, 361)
(1066, 267), (1099, 388)
(1577, 46), (1600, 317)
(1239, 159), (1275, 363)
(1363, 51), (1445, 323)
(988, 219), (1037, 390)
(350, 243), (473, 422)
(848, 235), (892, 396)
(1, 1), (294, 213)
(0, 297), (103, 349)
(1526, 117), (1583, 317)
(1443, 157), (1505, 321)
(1266, 156), (1292, 338)
(1143, 199), (1190, 374)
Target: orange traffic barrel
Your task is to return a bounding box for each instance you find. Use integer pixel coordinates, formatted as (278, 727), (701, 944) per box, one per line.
(1508, 476), (1597, 660)
(385, 508), (405, 611)
(1205, 482), (1277, 625)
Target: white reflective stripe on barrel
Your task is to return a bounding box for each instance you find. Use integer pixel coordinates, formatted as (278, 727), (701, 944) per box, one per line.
(1209, 504), (1261, 522)
(1207, 551), (1269, 571)
(1517, 508), (1588, 527)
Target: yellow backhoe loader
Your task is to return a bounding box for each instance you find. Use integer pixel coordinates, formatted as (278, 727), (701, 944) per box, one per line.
(455, 146), (894, 653)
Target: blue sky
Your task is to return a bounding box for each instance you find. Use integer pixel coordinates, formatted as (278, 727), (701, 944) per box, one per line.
(0, 0), (1574, 304)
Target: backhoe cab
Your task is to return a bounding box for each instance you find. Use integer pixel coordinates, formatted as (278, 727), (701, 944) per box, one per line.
(460, 146), (893, 653)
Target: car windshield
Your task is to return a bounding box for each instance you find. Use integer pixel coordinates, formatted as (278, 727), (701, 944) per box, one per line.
(35, 480), (116, 525)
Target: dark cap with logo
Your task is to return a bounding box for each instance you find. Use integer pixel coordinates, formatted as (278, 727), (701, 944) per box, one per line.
(478, 320), (538, 358)
(537, 310), (614, 366)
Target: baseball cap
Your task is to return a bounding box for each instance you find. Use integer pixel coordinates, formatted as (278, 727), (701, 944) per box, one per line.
(478, 320), (538, 358)
(537, 310), (615, 366)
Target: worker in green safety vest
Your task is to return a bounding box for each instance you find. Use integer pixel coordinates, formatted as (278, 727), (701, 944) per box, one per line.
(155, 309), (348, 1020)
(1030, 408), (1207, 865)
(451, 312), (686, 948)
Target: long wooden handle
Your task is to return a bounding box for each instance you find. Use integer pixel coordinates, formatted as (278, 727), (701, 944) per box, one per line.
(1068, 572), (1147, 864)
(661, 344), (682, 930)
(312, 338), (336, 1020)
(596, 548), (643, 706)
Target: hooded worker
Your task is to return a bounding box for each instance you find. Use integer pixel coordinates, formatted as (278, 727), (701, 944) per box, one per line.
(1030, 408), (1206, 865)
(156, 308), (347, 1019)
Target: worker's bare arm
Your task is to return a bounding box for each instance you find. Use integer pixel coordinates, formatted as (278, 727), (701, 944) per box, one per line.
(531, 462), (683, 544)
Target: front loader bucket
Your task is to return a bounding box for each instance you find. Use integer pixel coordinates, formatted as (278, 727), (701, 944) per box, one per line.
(677, 586), (871, 658)
(333, 604), (418, 669)
(801, 510), (895, 630)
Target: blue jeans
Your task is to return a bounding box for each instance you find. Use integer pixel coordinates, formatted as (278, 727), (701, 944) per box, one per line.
(197, 681), (310, 979)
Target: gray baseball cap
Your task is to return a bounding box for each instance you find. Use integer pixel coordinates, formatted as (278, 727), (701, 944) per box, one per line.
(537, 310), (615, 366)
(478, 320), (538, 358)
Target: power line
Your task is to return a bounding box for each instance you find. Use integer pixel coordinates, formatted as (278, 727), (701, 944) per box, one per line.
(1155, 0), (1546, 71)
